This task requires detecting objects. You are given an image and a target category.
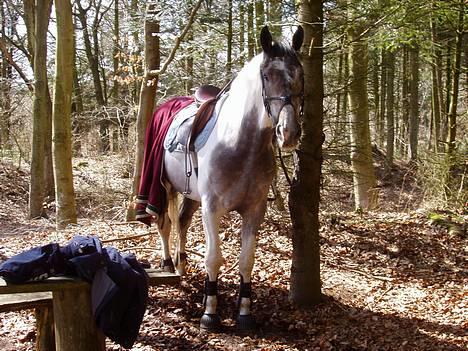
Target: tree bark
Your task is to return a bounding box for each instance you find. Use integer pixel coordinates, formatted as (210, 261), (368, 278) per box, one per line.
(53, 0), (77, 229)
(347, 24), (377, 210)
(29, 0), (52, 219)
(289, 0), (323, 307)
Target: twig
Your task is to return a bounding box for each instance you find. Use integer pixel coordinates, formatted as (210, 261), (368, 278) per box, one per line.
(325, 261), (394, 282)
(101, 231), (157, 243)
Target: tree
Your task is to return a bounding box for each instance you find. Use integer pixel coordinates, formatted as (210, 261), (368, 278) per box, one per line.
(347, 2), (377, 210)
(408, 45), (419, 161)
(289, 0), (323, 306)
(53, 0), (77, 229)
(29, 0), (52, 219)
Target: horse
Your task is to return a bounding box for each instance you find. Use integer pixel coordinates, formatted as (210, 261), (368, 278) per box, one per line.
(156, 25), (304, 330)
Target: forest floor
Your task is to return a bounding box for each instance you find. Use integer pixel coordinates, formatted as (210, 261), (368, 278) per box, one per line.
(0, 154), (466, 351)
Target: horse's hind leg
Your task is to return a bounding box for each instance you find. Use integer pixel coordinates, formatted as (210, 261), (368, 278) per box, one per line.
(174, 197), (200, 275)
(156, 210), (175, 272)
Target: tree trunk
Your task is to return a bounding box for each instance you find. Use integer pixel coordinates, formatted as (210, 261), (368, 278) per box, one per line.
(347, 26), (377, 210)
(53, 0), (77, 229)
(408, 45), (419, 161)
(0, 0), (11, 150)
(239, 3), (245, 66)
(400, 45), (410, 158)
(226, 0), (233, 74)
(126, 2), (160, 221)
(378, 49), (387, 147)
(255, 1), (264, 53)
(111, 0), (120, 102)
(289, 0), (323, 307)
(29, 0), (52, 219)
(385, 50), (395, 169)
(247, 2), (254, 60)
(430, 16), (442, 152)
(446, 1), (464, 156)
(268, 0), (282, 38)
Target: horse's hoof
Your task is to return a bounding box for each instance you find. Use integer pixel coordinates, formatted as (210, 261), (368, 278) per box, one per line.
(236, 314), (256, 331)
(160, 258), (175, 273)
(200, 313), (222, 331)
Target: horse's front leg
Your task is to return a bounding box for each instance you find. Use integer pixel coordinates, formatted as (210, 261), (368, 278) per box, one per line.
(237, 206), (266, 331)
(200, 206), (224, 330)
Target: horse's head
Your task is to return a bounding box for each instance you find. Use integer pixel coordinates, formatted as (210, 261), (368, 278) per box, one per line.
(260, 26), (304, 151)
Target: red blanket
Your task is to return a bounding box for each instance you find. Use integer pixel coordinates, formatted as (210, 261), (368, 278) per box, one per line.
(136, 96), (194, 225)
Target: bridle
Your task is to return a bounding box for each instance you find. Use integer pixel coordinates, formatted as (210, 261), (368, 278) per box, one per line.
(260, 67), (304, 124)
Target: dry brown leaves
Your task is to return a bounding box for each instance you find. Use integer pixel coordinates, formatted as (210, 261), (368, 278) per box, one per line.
(0, 157), (466, 350)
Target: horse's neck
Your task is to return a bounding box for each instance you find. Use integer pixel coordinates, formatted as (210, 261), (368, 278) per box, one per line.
(217, 57), (272, 147)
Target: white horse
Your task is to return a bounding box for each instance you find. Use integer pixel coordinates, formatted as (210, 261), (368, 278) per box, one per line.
(157, 26), (304, 330)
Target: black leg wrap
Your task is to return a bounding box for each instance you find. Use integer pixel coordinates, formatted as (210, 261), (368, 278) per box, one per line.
(160, 258), (175, 273)
(204, 277), (218, 296)
(237, 275), (252, 307)
(200, 313), (222, 331)
(236, 314), (256, 331)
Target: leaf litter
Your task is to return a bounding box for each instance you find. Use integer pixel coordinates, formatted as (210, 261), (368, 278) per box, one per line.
(0, 157), (466, 350)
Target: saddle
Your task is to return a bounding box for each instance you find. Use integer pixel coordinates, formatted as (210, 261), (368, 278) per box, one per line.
(190, 85), (221, 149)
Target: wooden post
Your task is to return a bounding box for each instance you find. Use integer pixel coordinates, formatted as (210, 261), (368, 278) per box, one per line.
(52, 286), (105, 351)
(35, 305), (55, 351)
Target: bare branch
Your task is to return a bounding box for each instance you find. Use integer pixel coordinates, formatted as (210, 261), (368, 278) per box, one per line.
(0, 36), (33, 93)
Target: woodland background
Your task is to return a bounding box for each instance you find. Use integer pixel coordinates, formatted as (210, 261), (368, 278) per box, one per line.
(0, 0), (467, 350)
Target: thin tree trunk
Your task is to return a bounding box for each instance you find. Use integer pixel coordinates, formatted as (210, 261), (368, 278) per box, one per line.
(127, 2), (160, 221)
(226, 0), (233, 74)
(289, 0), (323, 307)
(268, 0), (282, 38)
(408, 45), (419, 161)
(386, 50), (395, 169)
(53, 0), (77, 229)
(430, 12), (442, 152)
(255, 1), (264, 53)
(371, 49), (380, 144)
(379, 49), (387, 148)
(247, 2), (254, 60)
(0, 0), (11, 149)
(400, 44), (410, 157)
(111, 0), (120, 102)
(446, 1), (464, 156)
(239, 3), (245, 66)
(29, 0), (52, 219)
(347, 26), (377, 210)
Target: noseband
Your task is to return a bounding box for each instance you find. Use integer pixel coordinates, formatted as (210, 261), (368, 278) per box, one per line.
(260, 68), (304, 124)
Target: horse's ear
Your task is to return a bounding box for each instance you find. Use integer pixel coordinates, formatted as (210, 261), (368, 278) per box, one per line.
(260, 26), (273, 54)
(292, 26), (304, 51)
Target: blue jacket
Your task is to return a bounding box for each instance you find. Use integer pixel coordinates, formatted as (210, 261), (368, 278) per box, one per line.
(0, 235), (148, 349)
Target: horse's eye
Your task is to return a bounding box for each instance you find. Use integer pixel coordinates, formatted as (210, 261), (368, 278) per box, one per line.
(263, 74), (269, 82)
